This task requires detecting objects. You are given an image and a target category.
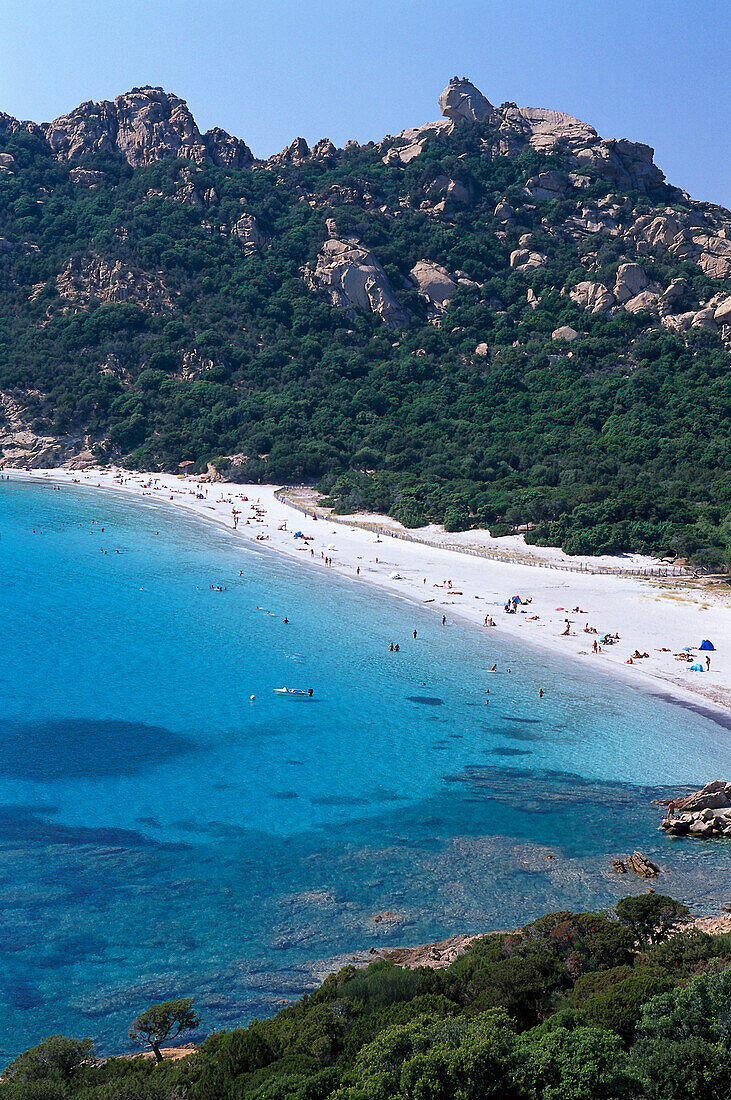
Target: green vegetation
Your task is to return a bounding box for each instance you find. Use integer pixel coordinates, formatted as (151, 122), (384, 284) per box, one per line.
(3, 897), (731, 1099)
(129, 999), (202, 1063)
(0, 120), (729, 566)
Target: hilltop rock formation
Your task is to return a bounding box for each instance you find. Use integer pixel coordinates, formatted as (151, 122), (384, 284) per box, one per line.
(381, 78), (665, 197)
(304, 238), (408, 327)
(41, 87), (253, 169)
(0, 79), (676, 202)
(267, 136), (337, 169)
(0, 78), (729, 348)
(438, 77), (497, 125)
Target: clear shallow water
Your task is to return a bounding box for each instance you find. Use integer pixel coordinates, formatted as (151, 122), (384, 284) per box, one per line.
(0, 479), (729, 1058)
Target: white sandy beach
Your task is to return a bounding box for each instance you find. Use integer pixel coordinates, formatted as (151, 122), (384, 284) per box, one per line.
(6, 467), (730, 721)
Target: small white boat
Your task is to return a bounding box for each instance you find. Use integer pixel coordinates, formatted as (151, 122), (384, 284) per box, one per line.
(274, 686), (314, 697)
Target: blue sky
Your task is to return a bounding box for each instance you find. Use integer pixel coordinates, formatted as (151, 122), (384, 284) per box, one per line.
(2, 0), (729, 206)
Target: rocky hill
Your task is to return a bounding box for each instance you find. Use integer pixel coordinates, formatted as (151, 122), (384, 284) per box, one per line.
(0, 79), (729, 564)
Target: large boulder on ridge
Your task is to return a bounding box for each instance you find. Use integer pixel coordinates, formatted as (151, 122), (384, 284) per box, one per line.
(439, 77), (497, 124)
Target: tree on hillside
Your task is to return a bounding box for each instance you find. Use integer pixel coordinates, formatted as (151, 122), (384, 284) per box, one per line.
(129, 998), (201, 1063)
(615, 894), (691, 946)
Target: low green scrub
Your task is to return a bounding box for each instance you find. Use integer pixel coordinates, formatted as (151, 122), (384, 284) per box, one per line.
(4, 896), (730, 1099)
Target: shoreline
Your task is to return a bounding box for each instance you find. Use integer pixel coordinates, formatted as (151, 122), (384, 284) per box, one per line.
(4, 466), (729, 724)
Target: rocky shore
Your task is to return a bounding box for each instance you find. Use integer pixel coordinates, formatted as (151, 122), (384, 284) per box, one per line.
(659, 780), (731, 838)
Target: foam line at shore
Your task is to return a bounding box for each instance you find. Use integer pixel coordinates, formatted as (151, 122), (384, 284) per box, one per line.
(6, 467), (729, 721)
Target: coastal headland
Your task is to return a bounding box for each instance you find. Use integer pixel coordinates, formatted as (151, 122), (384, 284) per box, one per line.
(6, 466), (729, 721)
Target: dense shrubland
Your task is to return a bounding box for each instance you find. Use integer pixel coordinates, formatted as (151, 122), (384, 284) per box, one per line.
(3, 896), (731, 1099)
(0, 120), (729, 566)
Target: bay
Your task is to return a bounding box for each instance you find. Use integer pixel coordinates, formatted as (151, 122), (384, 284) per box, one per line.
(0, 479), (727, 1058)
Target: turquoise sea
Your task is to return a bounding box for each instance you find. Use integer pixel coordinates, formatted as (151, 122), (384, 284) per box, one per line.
(0, 478), (728, 1059)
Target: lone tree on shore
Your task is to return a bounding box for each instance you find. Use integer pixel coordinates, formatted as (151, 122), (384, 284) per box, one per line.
(616, 893), (691, 946)
(129, 998), (201, 1063)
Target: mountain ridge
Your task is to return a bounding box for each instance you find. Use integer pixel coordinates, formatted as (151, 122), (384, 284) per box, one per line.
(0, 78), (672, 193)
(0, 77), (729, 565)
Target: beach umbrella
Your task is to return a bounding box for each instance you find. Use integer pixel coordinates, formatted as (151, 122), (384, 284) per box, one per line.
(689, 663), (705, 672)
(328, 543), (336, 549)
(699, 639), (715, 651)
(683, 647), (695, 652)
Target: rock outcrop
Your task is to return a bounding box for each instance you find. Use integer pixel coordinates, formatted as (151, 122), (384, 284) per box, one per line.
(421, 174), (474, 215)
(304, 238), (408, 327)
(202, 127), (252, 169)
(438, 77), (497, 125)
(660, 781), (731, 838)
(0, 391), (97, 468)
(232, 213), (269, 256)
(551, 325), (579, 342)
(268, 136), (311, 168)
(613, 262), (650, 304)
(569, 281), (615, 314)
(41, 87), (252, 169)
(510, 248), (547, 272)
(381, 120), (451, 166)
(409, 260), (458, 318)
(55, 252), (175, 311)
(68, 167), (105, 187)
(380, 77), (664, 195)
(624, 851), (660, 878)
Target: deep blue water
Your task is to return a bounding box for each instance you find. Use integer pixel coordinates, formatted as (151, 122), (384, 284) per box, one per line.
(0, 478), (729, 1059)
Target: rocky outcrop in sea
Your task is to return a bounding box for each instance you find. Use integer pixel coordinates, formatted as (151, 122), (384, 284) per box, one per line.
(660, 780), (731, 837)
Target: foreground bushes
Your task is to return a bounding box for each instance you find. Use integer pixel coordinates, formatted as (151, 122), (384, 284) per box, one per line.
(2, 897), (731, 1099)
